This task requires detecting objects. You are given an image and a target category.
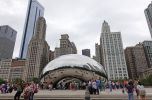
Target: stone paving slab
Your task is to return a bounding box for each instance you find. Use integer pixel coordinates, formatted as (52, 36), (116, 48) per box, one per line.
(0, 88), (152, 100)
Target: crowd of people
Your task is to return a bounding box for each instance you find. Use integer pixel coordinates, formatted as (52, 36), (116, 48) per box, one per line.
(0, 79), (147, 100)
(0, 83), (13, 94)
(107, 79), (146, 100)
(0, 81), (38, 100)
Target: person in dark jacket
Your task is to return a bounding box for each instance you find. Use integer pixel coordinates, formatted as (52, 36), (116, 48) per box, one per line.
(14, 83), (23, 100)
(126, 80), (134, 100)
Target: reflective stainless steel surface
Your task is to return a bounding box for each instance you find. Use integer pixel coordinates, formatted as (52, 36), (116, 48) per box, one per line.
(42, 54), (107, 78)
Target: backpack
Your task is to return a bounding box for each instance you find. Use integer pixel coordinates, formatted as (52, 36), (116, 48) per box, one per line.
(139, 85), (146, 96)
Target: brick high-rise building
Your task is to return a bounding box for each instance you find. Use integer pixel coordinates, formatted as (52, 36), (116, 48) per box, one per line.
(0, 25), (17, 59)
(54, 34), (77, 58)
(133, 44), (148, 76)
(23, 17), (50, 82)
(60, 34), (77, 55)
(100, 21), (128, 80)
(125, 47), (138, 79)
(125, 43), (149, 79)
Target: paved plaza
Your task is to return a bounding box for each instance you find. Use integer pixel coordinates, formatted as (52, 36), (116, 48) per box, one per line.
(0, 88), (152, 100)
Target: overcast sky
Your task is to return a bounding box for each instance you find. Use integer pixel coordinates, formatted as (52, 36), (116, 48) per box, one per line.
(0, 0), (151, 58)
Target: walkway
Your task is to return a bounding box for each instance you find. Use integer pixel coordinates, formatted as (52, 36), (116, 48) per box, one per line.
(0, 88), (152, 100)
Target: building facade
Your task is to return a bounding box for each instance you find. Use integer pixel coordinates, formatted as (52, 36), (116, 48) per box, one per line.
(60, 34), (77, 55)
(20, 0), (44, 58)
(125, 47), (138, 79)
(49, 50), (54, 61)
(54, 34), (77, 58)
(54, 47), (60, 58)
(0, 59), (26, 81)
(23, 17), (50, 82)
(82, 49), (90, 57)
(143, 41), (152, 68)
(145, 2), (152, 38)
(133, 44), (149, 76)
(100, 21), (128, 80)
(9, 59), (26, 81)
(125, 43), (150, 79)
(0, 59), (11, 81)
(95, 43), (101, 63)
(0, 25), (17, 59)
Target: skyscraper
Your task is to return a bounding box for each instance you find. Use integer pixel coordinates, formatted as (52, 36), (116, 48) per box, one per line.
(143, 41), (152, 68)
(100, 21), (128, 80)
(125, 47), (138, 79)
(54, 34), (77, 58)
(82, 49), (90, 57)
(20, 0), (44, 58)
(125, 43), (149, 79)
(23, 17), (49, 82)
(0, 25), (17, 59)
(145, 2), (152, 38)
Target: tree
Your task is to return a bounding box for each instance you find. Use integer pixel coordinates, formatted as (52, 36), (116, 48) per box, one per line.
(12, 78), (24, 84)
(140, 74), (152, 86)
(0, 78), (5, 85)
(32, 77), (40, 84)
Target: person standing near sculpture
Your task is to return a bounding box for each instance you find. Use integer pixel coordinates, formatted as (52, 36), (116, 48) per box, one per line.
(137, 82), (146, 100)
(126, 80), (134, 100)
(14, 83), (23, 100)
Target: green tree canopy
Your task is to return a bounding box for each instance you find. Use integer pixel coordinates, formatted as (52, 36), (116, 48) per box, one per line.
(140, 74), (152, 86)
(32, 77), (40, 84)
(12, 78), (24, 84)
(0, 78), (5, 85)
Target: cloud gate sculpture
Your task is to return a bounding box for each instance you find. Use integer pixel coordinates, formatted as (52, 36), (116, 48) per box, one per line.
(41, 54), (107, 86)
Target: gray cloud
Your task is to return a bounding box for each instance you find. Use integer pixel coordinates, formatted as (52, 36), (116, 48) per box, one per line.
(0, 0), (151, 58)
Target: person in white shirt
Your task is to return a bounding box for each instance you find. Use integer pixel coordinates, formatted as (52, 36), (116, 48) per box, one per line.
(137, 82), (146, 100)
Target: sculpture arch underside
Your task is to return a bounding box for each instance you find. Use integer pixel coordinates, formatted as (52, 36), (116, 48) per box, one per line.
(41, 67), (107, 87)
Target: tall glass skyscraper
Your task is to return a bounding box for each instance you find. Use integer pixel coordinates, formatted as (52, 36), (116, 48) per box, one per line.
(0, 25), (17, 59)
(145, 2), (152, 38)
(20, 0), (44, 58)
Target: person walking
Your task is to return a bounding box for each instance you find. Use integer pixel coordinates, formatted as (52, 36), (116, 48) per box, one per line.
(14, 83), (23, 100)
(92, 80), (97, 94)
(96, 78), (100, 95)
(108, 80), (112, 92)
(29, 82), (38, 100)
(137, 82), (146, 100)
(126, 80), (134, 100)
(23, 83), (31, 100)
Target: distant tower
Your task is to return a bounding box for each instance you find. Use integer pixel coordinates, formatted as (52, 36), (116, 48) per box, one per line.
(20, 0), (44, 58)
(23, 17), (49, 82)
(82, 49), (90, 57)
(100, 21), (128, 80)
(0, 25), (17, 59)
(60, 34), (77, 55)
(95, 43), (101, 63)
(145, 2), (152, 38)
